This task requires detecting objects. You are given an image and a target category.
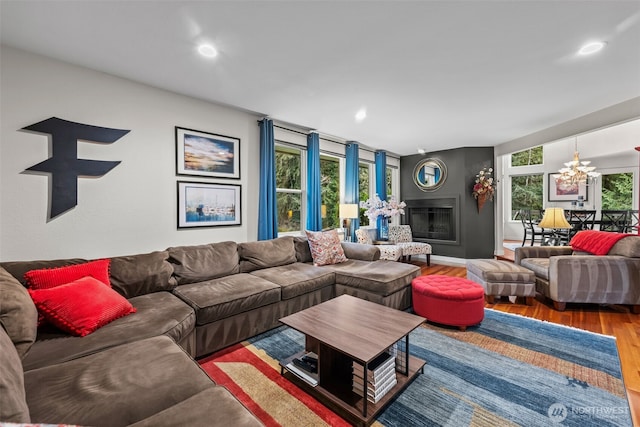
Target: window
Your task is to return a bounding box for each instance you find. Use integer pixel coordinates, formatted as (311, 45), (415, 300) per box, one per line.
(386, 167), (393, 197)
(320, 154), (340, 229)
(511, 174), (543, 220)
(509, 145), (544, 220)
(359, 163), (371, 225)
(511, 146), (543, 166)
(275, 145), (302, 233)
(601, 172), (633, 210)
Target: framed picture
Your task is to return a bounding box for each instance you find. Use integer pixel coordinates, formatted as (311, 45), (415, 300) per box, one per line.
(548, 173), (588, 202)
(176, 127), (240, 179)
(177, 181), (241, 228)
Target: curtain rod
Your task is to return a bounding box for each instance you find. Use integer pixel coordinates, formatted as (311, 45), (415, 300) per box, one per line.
(257, 119), (399, 158)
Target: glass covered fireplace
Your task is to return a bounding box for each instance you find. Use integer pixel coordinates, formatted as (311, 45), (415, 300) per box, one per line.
(405, 198), (458, 243)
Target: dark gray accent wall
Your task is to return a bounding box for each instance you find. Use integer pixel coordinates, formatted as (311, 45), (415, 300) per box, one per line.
(400, 147), (495, 259)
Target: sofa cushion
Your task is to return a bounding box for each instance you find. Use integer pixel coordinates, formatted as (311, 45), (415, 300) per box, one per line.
(250, 263), (335, 300)
(168, 241), (240, 285)
(341, 241), (381, 261)
(172, 273), (281, 324)
(238, 236), (297, 273)
(24, 336), (216, 426)
(22, 291), (195, 371)
(293, 236), (313, 263)
(466, 259), (536, 283)
(24, 259), (111, 290)
(28, 276), (137, 337)
(0, 267), (38, 359)
(305, 229), (348, 266)
(128, 387), (262, 427)
(0, 258), (87, 286)
(323, 259), (420, 296)
(569, 230), (630, 255)
(608, 235), (640, 258)
(0, 326), (30, 423)
(110, 250), (176, 298)
(519, 258), (551, 280)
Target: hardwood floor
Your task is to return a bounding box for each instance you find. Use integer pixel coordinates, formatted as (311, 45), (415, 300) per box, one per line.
(410, 259), (640, 426)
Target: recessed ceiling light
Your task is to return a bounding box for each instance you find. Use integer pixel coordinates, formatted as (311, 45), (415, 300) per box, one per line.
(578, 41), (606, 56)
(198, 44), (218, 58)
(355, 108), (367, 122)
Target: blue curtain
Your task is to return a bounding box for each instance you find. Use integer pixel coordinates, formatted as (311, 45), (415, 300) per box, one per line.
(375, 150), (387, 200)
(345, 142), (360, 241)
(306, 132), (322, 231)
(258, 118), (278, 240)
(375, 150), (388, 232)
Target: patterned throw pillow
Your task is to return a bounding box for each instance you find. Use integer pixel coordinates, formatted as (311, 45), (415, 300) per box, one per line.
(305, 229), (348, 266)
(28, 276), (136, 337)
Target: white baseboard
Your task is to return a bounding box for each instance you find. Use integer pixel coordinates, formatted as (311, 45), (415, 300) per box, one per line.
(430, 255), (467, 267)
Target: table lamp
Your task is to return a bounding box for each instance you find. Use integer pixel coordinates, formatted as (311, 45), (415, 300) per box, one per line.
(538, 208), (571, 246)
(339, 203), (359, 242)
(538, 208), (571, 229)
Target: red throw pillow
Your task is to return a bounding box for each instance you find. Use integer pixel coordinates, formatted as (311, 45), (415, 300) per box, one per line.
(28, 276), (136, 337)
(24, 259), (111, 290)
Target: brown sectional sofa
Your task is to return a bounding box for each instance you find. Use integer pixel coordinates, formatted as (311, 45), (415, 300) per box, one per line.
(0, 236), (420, 426)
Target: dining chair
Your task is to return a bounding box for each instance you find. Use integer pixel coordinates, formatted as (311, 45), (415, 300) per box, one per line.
(627, 210), (639, 234)
(599, 210), (628, 233)
(564, 210), (596, 242)
(519, 209), (552, 246)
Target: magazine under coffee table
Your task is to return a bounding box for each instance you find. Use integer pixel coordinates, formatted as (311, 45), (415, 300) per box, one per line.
(279, 294), (426, 427)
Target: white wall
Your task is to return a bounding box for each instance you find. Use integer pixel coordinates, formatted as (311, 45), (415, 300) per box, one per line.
(0, 46), (400, 261)
(0, 46), (262, 261)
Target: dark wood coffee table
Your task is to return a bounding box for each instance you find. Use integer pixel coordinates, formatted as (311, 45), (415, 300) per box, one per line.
(279, 294), (426, 426)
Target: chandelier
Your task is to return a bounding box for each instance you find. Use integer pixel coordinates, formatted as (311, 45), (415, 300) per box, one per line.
(557, 137), (600, 184)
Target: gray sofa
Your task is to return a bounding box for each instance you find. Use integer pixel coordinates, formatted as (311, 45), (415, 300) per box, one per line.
(0, 235), (420, 426)
(514, 234), (640, 312)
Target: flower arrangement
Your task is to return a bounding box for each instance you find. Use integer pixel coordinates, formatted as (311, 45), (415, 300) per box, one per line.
(360, 195), (406, 221)
(472, 167), (496, 201)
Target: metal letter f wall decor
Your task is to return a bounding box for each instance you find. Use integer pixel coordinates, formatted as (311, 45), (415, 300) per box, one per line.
(22, 117), (129, 220)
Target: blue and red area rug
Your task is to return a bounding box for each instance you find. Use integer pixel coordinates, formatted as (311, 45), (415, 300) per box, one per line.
(199, 309), (631, 426)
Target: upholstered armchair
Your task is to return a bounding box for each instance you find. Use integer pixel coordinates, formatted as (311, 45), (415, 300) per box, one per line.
(354, 228), (402, 261)
(388, 225), (432, 266)
(515, 233), (640, 312)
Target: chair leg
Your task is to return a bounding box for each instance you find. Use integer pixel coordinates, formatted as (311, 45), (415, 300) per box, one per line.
(426, 254), (430, 266)
(553, 301), (566, 311)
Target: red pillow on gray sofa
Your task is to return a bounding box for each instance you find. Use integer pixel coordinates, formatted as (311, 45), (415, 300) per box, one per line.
(24, 258), (111, 289)
(28, 276), (136, 337)
(24, 259), (112, 327)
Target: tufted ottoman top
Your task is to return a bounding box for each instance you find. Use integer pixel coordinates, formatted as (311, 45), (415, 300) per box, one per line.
(412, 275), (484, 301)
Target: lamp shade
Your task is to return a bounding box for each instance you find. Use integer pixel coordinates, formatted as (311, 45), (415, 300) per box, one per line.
(538, 208), (571, 229)
(339, 203), (359, 219)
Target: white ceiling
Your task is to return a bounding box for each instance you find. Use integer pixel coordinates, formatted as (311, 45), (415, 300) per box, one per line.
(1, 1), (639, 156)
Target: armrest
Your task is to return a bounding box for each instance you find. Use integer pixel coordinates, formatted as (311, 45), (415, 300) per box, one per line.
(340, 241), (381, 261)
(514, 246), (573, 265)
(549, 255), (640, 302)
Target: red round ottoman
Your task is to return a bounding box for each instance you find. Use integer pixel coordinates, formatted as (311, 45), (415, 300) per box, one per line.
(412, 275), (485, 331)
